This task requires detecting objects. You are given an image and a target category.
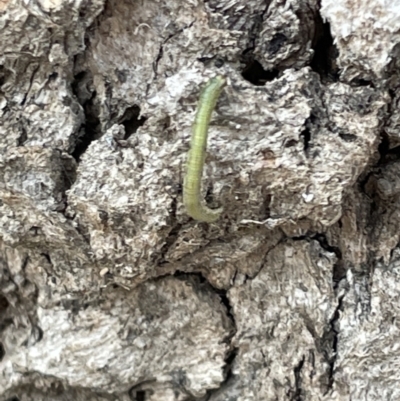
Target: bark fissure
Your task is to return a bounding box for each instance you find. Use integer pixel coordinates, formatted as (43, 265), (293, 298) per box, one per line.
(71, 71), (100, 161)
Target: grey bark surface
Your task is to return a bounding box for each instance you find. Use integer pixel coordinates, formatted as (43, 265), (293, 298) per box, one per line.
(0, 0), (399, 400)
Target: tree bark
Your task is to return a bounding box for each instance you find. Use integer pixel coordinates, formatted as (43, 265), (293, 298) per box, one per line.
(0, 0), (399, 400)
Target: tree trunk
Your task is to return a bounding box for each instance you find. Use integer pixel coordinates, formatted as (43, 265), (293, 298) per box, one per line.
(0, 0), (399, 400)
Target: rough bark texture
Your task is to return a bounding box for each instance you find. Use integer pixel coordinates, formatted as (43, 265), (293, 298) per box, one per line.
(1, 0), (400, 400)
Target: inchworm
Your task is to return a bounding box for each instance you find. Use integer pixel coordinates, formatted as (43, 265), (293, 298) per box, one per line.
(183, 75), (226, 222)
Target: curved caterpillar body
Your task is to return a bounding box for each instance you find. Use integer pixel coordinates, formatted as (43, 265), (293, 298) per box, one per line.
(183, 75), (226, 222)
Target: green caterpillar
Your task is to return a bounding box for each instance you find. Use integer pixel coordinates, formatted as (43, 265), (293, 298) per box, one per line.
(183, 75), (226, 222)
